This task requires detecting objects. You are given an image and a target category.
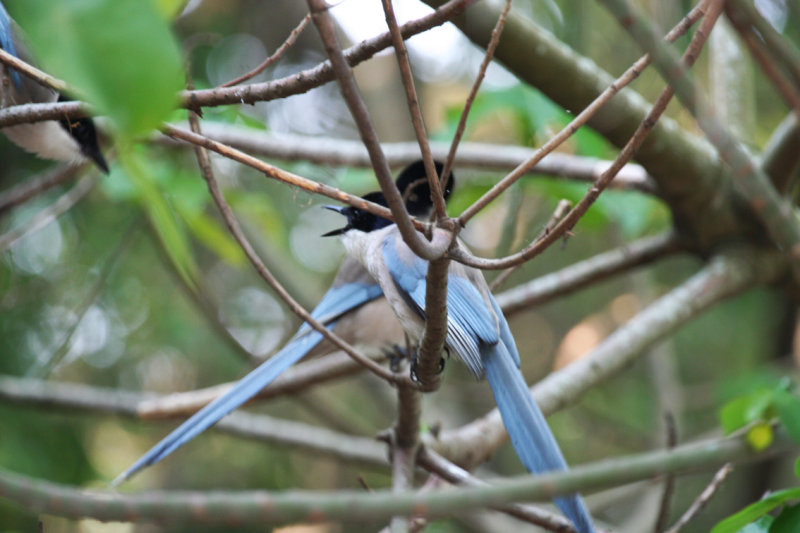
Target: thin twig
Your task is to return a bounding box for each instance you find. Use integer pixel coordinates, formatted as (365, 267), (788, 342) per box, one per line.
(455, 1), (707, 225)
(724, 0), (800, 87)
(184, 118), (406, 385)
(136, 351), (386, 419)
(0, 374), (388, 467)
(653, 413), (678, 533)
(220, 14), (311, 88)
(0, 1), (476, 129)
(441, 0), (511, 193)
(418, 448), (577, 532)
(450, 0), (718, 271)
(664, 463), (734, 533)
(495, 232), (683, 317)
(381, 0), (446, 218)
(307, 0), (448, 262)
(724, 5), (800, 120)
(0, 175), (96, 253)
(490, 199), (572, 291)
(162, 123), (424, 230)
(0, 164), (82, 215)
(0, 47), (68, 93)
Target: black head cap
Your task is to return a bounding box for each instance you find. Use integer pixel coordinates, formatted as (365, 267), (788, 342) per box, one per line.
(322, 191), (390, 237)
(394, 159), (455, 217)
(57, 94), (109, 174)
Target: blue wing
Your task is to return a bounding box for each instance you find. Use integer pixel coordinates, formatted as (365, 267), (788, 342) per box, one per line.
(0, 1), (21, 87)
(114, 280), (383, 485)
(382, 236), (491, 375)
(382, 232), (593, 532)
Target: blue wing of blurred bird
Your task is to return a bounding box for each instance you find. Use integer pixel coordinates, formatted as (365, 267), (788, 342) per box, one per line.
(0, 1), (22, 87)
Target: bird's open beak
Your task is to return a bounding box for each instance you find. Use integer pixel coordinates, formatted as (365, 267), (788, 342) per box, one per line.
(321, 205), (348, 237)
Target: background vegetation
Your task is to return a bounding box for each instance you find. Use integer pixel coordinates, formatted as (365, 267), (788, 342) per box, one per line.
(1, 0), (799, 531)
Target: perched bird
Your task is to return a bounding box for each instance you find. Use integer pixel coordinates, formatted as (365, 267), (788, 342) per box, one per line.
(331, 201), (595, 532)
(114, 160), (452, 485)
(0, 1), (108, 172)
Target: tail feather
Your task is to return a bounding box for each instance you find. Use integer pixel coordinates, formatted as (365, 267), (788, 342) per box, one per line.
(113, 330), (323, 485)
(483, 344), (594, 533)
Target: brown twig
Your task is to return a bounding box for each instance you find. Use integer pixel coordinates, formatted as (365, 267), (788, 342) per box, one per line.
(381, 0), (446, 219)
(724, 0), (800, 88)
(163, 125), (660, 194)
(664, 463), (734, 533)
(725, 6), (800, 120)
(0, 47), (67, 93)
(440, 0), (511, 195)
(161, 123), (424, 231)
(490, 199), (572, 291)
(449, 0), (718, 271)
(0, 1), (475, 130)
(184, 116), (406, 385)
(0, 164), (82, 215)
(418, 448), (577, 532)
(496, 232), (684, 317)
(307, 0), (448, 262)
(653, 413), (678, 533)
(220, 14), (311, 88)
(455, 1), (707, 225)
(0, 175), (96, 253)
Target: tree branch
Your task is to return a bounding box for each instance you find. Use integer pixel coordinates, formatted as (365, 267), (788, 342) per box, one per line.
(0, 430), (792, 526)
(434, 248), (786, 468)
(163, 124), (658, 194)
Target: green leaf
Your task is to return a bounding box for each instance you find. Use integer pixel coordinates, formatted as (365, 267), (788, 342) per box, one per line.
(719, 389), (775, 434)
(154, 0), (189, 18)
(774, 390), (800, 443)
(119, 147), (198, 289)
(794, 457), (800, 480)
(711, 489), (800, 533)
(13, 0), (183, 139)
(741, 516), (774, 532)
(770, 504), (800, 533)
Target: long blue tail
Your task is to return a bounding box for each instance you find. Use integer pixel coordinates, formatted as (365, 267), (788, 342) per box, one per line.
(113, 330), (324, 485)
(483, 344), (594, 533)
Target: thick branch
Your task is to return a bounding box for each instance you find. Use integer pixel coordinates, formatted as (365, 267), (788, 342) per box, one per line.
(0, 431), (793, 526)
(423, 0), (739, 248)
(599, 0), (800, 279)
(434, 248), (786, 467)
(0, 375), (387, 467)
(495, 232), (684, 317)
(168, 124), (659, 194)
